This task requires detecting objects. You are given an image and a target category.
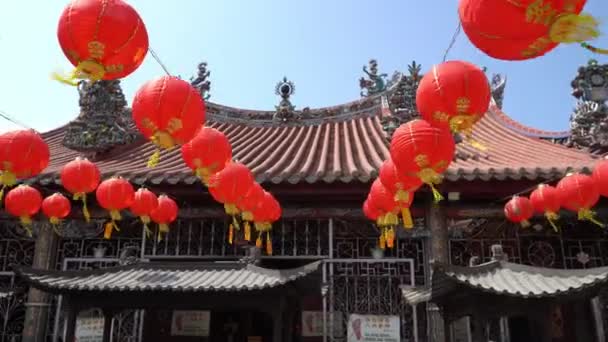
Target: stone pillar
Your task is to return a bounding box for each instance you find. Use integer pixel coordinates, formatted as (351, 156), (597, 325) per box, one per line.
(426, 198), (449, 342)
(21, 223), (59, 342)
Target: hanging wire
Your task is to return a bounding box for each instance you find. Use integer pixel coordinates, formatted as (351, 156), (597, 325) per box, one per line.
(442, 20), (462, 62)
(0, 109), (32, 130)
(149, 48), (172, 76)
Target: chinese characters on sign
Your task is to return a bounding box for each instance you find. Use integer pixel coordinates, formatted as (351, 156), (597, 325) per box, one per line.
(171, 310), (211, 336)
(75, 317), (104, 342)
(347, 314), (400, 342)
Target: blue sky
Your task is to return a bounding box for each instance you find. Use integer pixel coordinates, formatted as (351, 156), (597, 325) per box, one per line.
(0, 0), (607, 133)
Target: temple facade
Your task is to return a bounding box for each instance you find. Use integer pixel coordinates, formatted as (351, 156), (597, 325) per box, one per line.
(2, 59), (608, 342)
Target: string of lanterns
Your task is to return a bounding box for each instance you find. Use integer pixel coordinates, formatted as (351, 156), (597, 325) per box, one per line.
(0, 0), (282, 255)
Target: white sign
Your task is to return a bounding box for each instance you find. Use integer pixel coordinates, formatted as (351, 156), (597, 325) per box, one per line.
(171, 310), (211, 336)
(347, 314), (400, 342)
(75, 317), (104, 342)
(301, 311), (344, 337)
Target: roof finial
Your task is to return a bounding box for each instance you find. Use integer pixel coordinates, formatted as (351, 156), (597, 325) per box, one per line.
(360, 59), (388, 97)
(273, 77), (298, 123)
(190, 61), (211, 100)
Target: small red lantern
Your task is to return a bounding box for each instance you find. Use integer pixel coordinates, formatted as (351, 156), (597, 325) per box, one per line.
(42, 193), (71, 232)
(378, 158), (420, 228)
(150, 195), (178, 240)
(529, 184), (561, 231)
(130, 188), (158, 236)
(459, 0), (603, 60)
(0, 130), (50, 201)
(132, 76), (206, 167)
(60, 157), (101, 221)
(236, 182), (265, 242)
(208, 162), (255, 243)
(389, 120), (455, 202)
(251, 191), (280, 255)
(96, 177), (135, 239)
(417, 61), (491, 138)
(368, 179), (400, 248)
(504, 196), (534, 227)
(592, 158), (608, 197)
(181, 127), (233, 185)
(55, 0), (148, 84)
(4, 185), (43, 236)
(557, 173), (603, 226)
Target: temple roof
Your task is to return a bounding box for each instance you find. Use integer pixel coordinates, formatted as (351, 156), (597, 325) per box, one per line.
(35, 97), (596, 186)
(401, 260), (608, 305)
(14, 261), (321, 294)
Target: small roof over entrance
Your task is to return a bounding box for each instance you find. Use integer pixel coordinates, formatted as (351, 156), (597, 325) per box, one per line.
(401, 260), (608, 306)
(14, 261), (321, 295)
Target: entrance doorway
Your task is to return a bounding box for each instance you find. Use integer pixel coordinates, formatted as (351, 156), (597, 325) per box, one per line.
(508, 316), (532, 342)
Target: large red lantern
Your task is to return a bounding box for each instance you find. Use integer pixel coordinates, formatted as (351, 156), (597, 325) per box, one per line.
(592, 158), (608, 197)
(130, 188), (158, 236)
(458, 0), (604, 60)
(150, 195), (178, 240)
(208, 161), (254, 216)
(181, 127), (232, 185)
(504, 196), (534, 227)
(4, 185), (43, 236)
(389, 120), (455, 201)
(132, 76), (206, 167)
(0, 130), (50, 201)
(236, 182), (265, 242)
(96, 177), (135, 239)
(416, 61), (491, 138)
(557, 173), (603, 226)
(60, 157), (100, 221)
(55, 0), (149, 84)
(42, 193), (71, 232)
(529, 184), (561, 231)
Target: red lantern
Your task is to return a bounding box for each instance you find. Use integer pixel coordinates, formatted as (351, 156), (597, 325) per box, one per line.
(150, 195), (178, 240)
(181, 127), (233, 185)
(42, 193), (71, 229)
(60, 157), (100, 221)
(132, 76), (206, 167)
(251, 191), (280, 255)
(368, 179), (400, 248)
(130, 188), (158, 236)
(592, 158), (608, 197)
(379, 158), (419, 228)
(529, 184), (561, 231)
(236, 182), (265, 242)
(55, 0), (148, 84)
(458, 0), (601, 60)
(417, 61), (491, 138)
(4, 185), (42, 236)
(504, 196), (534, 227)
(557, 173), (603, 226)
(208, 161), (254, 215)
(0, 130), (50, 201)
(96, 177), (135, 239)
(389, 120), (455, 201)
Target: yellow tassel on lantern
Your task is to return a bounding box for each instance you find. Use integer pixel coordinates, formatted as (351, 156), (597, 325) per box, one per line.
(244, 221), (251, 241)
(228, 224), (234, 244)
(256, 234), (262, 248)
(545, 211), (560, 232)
(104, 222), (114, 239)
(141, 216), (153, 238)
(578, 208), (604, 228)
(417, 168), (444, 202)
(104, 210), (121, 239)
(379, 233), (386, 250)
(19, 216), (33, 237)
(384, 212), (399, 226)
(386, 227), (395, 249)
(395, 190), (409, 203)
(581, 42), (608, 55)
(158, 223), (170, 241)
(401, 207), (414, 229)
(0, 170), (17, 203)
(74, 193), (91, 222)
(549, 13), (599, 44)
(520, 220), (531, 228)
(266, 232), (273, 255)
(225, 203), (240, 216)
(147, 131), (176, 168)
(52, 60), (106, 86)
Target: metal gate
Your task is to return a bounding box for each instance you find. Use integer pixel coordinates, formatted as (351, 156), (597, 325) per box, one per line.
(322, 259), (417, 342)
(51, 258), (144, 342)
(0, 272), (25, 342)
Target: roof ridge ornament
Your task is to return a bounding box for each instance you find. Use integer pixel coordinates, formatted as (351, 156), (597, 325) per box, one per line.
(360, 59), (388, 97)
(273, 77), (299, 123)
(190, 61), (211, 100)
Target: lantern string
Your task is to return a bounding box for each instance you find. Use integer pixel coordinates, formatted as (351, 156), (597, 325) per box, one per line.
(442, 19), (462, 62)
(0, 109), (32, 130)
(149, 48), (172, 76)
